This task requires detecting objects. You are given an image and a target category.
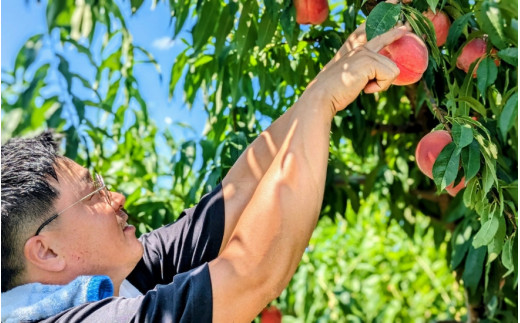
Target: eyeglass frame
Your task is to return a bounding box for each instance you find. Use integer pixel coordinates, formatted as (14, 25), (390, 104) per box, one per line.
(34, 173), (112, 236)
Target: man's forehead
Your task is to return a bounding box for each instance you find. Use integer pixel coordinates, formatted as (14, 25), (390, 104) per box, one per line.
(55, 158), (91, 183)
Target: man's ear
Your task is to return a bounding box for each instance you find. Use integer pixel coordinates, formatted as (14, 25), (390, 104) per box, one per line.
(24, 236), (66, 272)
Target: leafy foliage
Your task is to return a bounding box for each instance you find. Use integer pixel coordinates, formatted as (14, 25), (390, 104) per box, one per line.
(2, 0), (517, 321)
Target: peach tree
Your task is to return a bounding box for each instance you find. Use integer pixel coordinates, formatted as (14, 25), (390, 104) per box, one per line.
(171, 0), (517, 319)
(1, 0), (517, 320)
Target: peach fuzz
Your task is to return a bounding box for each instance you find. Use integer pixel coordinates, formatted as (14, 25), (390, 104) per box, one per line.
(423, 9), (451, 47)
(294, 0), (329, 25)
(456, 38), (500, 77)
(378, 32), (429, 86)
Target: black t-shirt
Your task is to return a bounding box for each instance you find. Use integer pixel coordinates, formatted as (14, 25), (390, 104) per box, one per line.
(40, 184), (225, 322)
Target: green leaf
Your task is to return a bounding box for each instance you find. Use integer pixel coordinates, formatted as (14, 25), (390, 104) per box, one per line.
(498, 92), (518, 141)
(463, 177), (478, 207)
(426, 0), (439, 12)
(192, 0), (220, 52)
(481, 163), (494, 194)
(432, 142), (460, 191)
(257, 8), (279, 48)
(472, 217), (499, 248)
(130, 0), (145, 13)
(498, 47), (518, 66)
(366, 3), (401, 41)
(169, 49), (189, 99)
(477, 0), (507, 50)
(280, 4), (298, 48)
(462, 245), (487, 295)
(487, 215), (506, 264)
(452, 122), (473, 148)
(446, 13), (471, 51)
(461, 140), (480, 182)
(454, 96), (487, 117)
(476, 57), (498, 99)
(15, 34), (43, 71)
(214, 2), (238, 54)
(452, 223), (473, 270)
(501, 235), (515, 275)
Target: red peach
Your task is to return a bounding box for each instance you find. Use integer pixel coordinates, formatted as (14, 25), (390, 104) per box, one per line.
(415, 130), (453, 179)
(422, 9), (451, 47)
(378, 32), (429, 86)
(456, 38), (500, 77)
(261, 306), (282, 323)
(415, 130), (466, 196)
(294, 0), (329, 25)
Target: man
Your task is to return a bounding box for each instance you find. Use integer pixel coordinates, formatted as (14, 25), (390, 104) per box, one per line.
(2, 24), (406, 322)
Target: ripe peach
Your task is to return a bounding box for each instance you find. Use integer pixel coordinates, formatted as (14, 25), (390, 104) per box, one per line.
(456, 38), (500, 77)
(260, 306), (282, 323)
(415, 130), (466, 196)
(378, 32), (429, 85)
(415, 130), (453, 179)
(422, 9), (451, 47)
(294, 0), (329, 25)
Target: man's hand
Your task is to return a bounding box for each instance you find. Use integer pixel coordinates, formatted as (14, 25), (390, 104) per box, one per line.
(308, 26), (408, 115)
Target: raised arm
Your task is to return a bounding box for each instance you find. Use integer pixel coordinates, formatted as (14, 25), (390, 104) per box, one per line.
(210, 27), (407, 323)
(219, 22), (399, 254)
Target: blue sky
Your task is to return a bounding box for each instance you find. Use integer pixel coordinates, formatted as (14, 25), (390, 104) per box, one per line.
(2, 0), (207, 140)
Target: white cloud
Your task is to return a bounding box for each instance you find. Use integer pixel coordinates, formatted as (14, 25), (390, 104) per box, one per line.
(152, 37), (175, 50)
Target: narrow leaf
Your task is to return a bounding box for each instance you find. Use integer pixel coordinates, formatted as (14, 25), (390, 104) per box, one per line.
(446, 13), (471, 51)
(461, 140), (480, 182)
(501, 235), (514, 274)
(487, 215), (506, 264)
(462, 245), (487, 295)
(455, 96), (487, 116)
(452, 122), (473, 148)
(472, 217), (499, 248)
(497, 47), (518, 66)
(463, 177), (478, 207)
(481, 163), (494, 194)
(366, 3), (402, 41)
(477, 0), (507, 49)
(499, 92), (518, 141)
(476, 57), (498, 98)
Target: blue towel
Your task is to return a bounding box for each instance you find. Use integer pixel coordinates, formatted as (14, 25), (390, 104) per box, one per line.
(1, 275), (113, 323)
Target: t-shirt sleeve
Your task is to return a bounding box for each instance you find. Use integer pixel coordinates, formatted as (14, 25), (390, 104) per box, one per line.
(41, 263), (213, 323)
(126, 183), (225, 293)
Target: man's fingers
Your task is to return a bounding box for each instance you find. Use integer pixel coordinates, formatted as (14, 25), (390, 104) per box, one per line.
(363, 54), (401, 93)
(364, 26), (408, 52)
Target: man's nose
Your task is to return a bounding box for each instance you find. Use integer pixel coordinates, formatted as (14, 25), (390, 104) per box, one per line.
(110, 191), (126, 210)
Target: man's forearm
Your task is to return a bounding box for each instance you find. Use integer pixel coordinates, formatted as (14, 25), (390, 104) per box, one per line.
(210, 89), (333, 323)
(220, 93), (329, 253)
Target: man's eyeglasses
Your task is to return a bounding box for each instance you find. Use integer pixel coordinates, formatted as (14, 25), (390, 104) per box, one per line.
(34, 173), (112, 236)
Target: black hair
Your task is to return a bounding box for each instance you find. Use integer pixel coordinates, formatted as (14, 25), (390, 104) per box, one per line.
(1, 131), (62, 292)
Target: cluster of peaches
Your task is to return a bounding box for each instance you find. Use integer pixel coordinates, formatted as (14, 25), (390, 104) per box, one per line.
(293, 0), (497, 197)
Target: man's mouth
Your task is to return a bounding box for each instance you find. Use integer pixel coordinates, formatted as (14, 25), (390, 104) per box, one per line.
(118, 208), (131, 231)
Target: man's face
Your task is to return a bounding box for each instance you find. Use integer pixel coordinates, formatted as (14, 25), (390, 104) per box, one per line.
(48, 159), (143, 284)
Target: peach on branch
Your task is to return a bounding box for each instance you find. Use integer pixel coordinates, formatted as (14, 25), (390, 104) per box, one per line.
(294, 0), (329, 25)
(456, 38), (500, 77)
(422, 9), (451, 47)
(415, 130), (466, 196)
(378, 32), (429, 86)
